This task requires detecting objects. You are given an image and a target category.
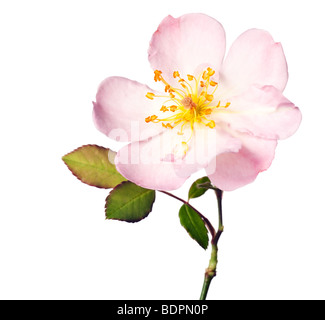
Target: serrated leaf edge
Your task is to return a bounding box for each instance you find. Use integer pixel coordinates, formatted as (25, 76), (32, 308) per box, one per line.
(62, 144), (126, 189)
(179, 204), (209, 250)
(105, 181), (156, 223)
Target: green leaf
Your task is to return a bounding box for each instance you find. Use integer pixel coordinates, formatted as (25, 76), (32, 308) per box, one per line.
(105, 181), (156, 222)
(188, 176), (211, 200)
(179, 204), (209, 250)
(62, 145), (127, 189)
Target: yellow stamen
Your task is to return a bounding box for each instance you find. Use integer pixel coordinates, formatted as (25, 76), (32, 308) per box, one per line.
(162, 123), (174, 129)
(202, 71), (208, 80)
(160, 106), (169, 112)
(173, 71), (180, 78)
(146, 92), (155, 100)
(154, 70), (162, 82)
(205, 94), (214, 102)
(145, 115), (158, 123)
(207, 67), (215, 77)
(181, 142), (189, 155)
(180, 82), (188, 90)
(206, 120), (216, 129)
(144, 68), (231, 156)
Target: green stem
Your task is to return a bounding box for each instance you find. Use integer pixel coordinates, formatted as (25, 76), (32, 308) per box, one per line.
(200, 243), (218, 300)
(159, 189), (224, 300)
(200, 188), (224, 300)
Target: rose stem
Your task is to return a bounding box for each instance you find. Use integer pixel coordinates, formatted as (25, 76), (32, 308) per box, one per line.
(200, 188), (224, 300)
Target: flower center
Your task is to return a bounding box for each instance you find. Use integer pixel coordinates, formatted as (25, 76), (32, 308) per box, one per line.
(145, 68), (231, 156)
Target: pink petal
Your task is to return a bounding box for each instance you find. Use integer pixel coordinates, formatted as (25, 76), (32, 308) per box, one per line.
(93, 77), (165, 142)
(173, 124), (241, 179)
(216, 85), (302, 140)
(219, 29), (288, 98)
(115, 125), (241, 191)
(148, 13), (226, 85)
(115, 131), (190, 190)
(207, 133), (277, 191)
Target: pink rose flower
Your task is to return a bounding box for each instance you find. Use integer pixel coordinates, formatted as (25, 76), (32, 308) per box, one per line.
(93, 13), (301, 191)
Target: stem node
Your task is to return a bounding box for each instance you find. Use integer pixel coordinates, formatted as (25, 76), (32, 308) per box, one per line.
(200, 188), (224, 300)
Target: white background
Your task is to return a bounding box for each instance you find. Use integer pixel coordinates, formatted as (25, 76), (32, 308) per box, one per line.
(0, 0), (324, 300)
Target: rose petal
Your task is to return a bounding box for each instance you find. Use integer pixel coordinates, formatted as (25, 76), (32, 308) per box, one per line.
(207, 132), (277, 191)
(115, 124), (241, 191)
(115, 131), (189, 190)
(93, 77), (165, 142)
(148, 13), (226, 85)
(215, 85), (302, 140)
(219, 29), (288, 98)
(173, 124), (241, 178)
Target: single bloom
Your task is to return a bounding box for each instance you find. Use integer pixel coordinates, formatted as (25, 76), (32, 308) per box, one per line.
(93, 13), (301, 191)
